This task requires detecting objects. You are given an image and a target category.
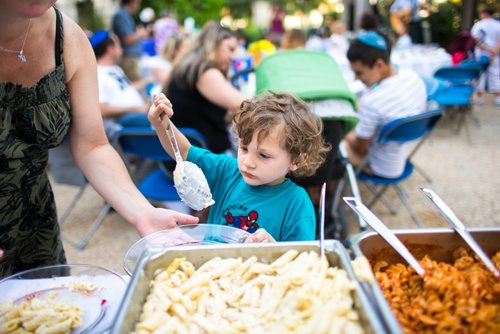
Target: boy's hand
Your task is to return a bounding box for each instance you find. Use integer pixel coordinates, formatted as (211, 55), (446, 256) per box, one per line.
(244, 228), (276, 243)
(148, 93), (173, 130)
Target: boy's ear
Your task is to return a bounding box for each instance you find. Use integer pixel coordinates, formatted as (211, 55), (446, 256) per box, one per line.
(374, 58), (388, 70)
(290, 154), (304, 171)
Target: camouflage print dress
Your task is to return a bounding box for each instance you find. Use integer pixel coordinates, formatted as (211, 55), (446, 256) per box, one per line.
(0, 8), (71, 278)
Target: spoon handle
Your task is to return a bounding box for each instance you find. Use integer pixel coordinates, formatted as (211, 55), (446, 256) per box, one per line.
(420, 188), (500, 278)
(343, 197), (425, 276)
(319, 183), (326, 258)
(165, 120), (183, 164)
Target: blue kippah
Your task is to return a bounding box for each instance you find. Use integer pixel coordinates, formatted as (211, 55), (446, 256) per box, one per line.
(356, 32), (387, 50)
(89, 30), (109, 48)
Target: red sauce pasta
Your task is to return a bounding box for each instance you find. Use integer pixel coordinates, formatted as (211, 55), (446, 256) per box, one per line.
(375, 249), (500, 334)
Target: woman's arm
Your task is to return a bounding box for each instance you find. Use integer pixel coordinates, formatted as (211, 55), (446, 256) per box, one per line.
(63, 15), (197, 236)
(100, 103), (148, 118)
(197, 68), (247, 112)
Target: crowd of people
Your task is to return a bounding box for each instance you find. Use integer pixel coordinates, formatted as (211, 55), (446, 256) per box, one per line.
(0, 0), (499, 277)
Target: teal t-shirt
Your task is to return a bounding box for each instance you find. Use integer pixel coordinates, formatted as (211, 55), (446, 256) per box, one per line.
(187, 146), (316, 241)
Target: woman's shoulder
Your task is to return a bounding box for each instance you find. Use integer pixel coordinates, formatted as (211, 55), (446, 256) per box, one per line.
(198, 66), (224, 81)
(61, 12), (96, 82)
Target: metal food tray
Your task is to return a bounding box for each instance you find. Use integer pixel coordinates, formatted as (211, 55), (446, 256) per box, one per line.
(348, 227), (500, 334)
(111, 240), (387, 334)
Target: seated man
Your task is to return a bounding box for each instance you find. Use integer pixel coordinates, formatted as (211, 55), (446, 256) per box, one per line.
(89, 30), (151, 137)
(343, 32), (427, 178)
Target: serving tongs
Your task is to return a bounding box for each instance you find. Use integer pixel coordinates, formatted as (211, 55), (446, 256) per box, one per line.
(420, 188), (500, 278)
(343, 197), (425, 276)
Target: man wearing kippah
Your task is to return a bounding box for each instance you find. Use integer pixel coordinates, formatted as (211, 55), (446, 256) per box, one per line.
(90, 30), (151, 137)
(342, 32), (427, 179)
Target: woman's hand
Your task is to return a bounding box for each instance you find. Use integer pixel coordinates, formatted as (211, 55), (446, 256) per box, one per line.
(148, 93), (173, 130)
(244, 228), (276, 243)
(134, 207), (199, 237)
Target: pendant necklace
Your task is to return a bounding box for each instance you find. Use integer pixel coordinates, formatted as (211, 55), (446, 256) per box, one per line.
(0, 19), (32, 62)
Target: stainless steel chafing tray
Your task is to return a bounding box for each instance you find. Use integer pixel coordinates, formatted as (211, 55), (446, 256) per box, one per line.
(348, 227), (500, 334)
(111, 240), (387, 334)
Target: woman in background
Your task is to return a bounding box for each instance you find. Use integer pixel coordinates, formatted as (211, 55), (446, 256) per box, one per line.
(280, 29), (307, 50)
(164, 22), (246, 154)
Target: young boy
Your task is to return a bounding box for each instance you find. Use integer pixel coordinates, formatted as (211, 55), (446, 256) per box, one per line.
(149, 92), (330, 242)
(343, 31), (427, 178)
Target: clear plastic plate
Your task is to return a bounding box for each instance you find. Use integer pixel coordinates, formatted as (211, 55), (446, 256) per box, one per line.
(0, 264), (126, 334)
(123, 224), (250, 275)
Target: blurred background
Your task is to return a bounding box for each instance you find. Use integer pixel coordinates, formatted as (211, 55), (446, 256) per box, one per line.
(58, 0), (498, 51)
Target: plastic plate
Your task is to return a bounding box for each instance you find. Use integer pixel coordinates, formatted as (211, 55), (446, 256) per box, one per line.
(0, 264), (126, 334)
(123, 224), (250, 275)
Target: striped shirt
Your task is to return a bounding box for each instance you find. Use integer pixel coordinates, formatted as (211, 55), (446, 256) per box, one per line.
(356, 69), (427, 178)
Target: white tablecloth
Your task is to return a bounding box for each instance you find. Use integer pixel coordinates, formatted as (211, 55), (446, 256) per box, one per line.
(391, 46), (452, 78)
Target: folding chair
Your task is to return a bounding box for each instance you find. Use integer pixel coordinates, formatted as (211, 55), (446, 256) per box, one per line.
(49, 143), (112, 250)
(338, 109), (444, 227)
(432, 66), (481, 138)
(113, 127), (208, 204)
(459, 57), (489, 72)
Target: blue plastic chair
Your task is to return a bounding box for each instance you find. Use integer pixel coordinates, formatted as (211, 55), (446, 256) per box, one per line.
(432, 66), (481, 136)
(459, 56), (489, 72)
(114, 127), (208, 202)
(421, 76), (446, 103)
(356, 109), (444, 227)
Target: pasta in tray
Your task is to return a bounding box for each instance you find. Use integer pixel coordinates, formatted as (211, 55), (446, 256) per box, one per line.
(133, 250), (364, 334)
(0, 287), (89, 334)
(375, 249), (500, 334)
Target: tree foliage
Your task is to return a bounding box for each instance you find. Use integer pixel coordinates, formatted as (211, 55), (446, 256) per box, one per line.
(140, 0), (326, 27)
(141, 0), (226, 27)
(427, 2), (462, 49)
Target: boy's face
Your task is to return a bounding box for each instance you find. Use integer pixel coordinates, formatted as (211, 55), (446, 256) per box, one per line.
(350, 59), (385, 88)
(237, 125), (297, 187)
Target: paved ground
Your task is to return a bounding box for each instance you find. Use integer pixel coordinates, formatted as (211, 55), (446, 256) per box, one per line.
(53, 95), (500, 276)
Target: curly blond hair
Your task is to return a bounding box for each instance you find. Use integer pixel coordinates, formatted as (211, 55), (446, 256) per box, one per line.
(232, 91), (331, 178)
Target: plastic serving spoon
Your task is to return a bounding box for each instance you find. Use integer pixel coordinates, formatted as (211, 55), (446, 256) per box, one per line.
(343, 197), (425, 276)
(420, 188), (500, 278)
(165, 121), (214, 211)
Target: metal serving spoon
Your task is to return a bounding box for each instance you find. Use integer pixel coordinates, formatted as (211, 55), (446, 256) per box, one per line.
(165, 121), (214, 211)
(319, 183), (326, 258)
(420, 188), (499, 278)
(343, 197), (425, 276)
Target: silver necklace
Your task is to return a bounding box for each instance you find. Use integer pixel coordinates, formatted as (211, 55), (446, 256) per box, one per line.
(0, 19), (32, 62)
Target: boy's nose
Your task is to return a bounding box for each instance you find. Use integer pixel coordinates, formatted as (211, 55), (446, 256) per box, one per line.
(243, 155), (255, 168)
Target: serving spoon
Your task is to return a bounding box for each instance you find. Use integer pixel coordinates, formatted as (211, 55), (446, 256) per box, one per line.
(343, 197), (425, 276)
(165, 121), (214, 211)
(420, 188), (499, 278)
(319, 183), (326, 258)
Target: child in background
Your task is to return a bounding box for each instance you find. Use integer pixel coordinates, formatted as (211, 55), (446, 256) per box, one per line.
(149, 92), (330, 242)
